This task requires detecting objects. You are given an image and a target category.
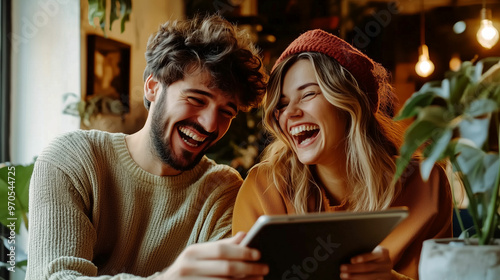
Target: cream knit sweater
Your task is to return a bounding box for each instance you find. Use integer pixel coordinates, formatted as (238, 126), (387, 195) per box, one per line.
(26, 130), (243, 279)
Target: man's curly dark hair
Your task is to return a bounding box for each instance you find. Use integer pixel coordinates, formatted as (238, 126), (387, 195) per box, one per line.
(143, 14), (268, 112)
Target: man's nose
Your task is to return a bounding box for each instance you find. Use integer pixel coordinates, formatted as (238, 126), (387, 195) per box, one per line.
(197, 107), (218, 133)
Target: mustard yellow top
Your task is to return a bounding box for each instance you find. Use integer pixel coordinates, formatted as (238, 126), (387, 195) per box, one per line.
(232, 163), (453, 279)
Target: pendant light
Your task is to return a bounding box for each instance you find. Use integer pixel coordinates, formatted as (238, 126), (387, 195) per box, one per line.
(477, 0), (499, 49)
(415, 0), (434, 78)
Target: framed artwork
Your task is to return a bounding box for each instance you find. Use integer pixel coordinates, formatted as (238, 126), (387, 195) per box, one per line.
(86, 35), (131, 112)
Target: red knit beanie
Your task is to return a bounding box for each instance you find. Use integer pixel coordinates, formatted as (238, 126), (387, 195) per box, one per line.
(273, 29), (380, 113)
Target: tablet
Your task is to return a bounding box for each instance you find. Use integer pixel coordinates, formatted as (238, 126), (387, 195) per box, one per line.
(240, 208), (408, 280)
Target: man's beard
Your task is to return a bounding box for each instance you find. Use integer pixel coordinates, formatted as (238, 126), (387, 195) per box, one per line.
(149, 91), (213, 171)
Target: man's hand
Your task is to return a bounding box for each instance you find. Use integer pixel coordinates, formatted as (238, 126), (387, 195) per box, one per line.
(156, 232), (269, 279)
(339, 246), (393, 280)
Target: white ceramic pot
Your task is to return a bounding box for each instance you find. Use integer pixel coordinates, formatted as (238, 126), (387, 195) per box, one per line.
(419, 238), (500, 280)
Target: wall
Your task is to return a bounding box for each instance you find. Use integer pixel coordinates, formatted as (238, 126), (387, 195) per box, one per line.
(80, 0), (184, 134)
(10, 0), (184, 165)
(10, 0), (81, 165)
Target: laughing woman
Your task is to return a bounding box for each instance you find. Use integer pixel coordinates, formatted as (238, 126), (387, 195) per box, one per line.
(232, 30), (453, 280)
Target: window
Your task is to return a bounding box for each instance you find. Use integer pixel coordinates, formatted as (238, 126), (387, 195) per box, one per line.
(0, 0), (10, 163)
(0, 0), (11, 278)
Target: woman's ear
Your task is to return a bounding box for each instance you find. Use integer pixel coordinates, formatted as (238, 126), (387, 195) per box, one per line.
(144, 74), (160, 102)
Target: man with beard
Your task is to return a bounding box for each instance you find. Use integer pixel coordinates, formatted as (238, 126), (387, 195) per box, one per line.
(26, 15), (269, 279)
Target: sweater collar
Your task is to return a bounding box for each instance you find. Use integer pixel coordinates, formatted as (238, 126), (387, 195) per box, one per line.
(112, 133), (214, 188)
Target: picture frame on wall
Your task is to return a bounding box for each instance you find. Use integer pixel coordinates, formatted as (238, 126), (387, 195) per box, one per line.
(86, 35), (131, 113)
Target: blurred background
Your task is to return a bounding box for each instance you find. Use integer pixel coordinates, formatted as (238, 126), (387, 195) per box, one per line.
(1, 1), (499, 278)
(1, 0), (499, 173)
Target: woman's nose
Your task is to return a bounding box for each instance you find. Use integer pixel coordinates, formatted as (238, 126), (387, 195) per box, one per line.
(281, 103), (303, 119)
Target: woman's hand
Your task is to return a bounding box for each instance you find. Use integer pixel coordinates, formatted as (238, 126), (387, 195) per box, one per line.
(339, 246), (393, 280)
(156, 232), (269, 280)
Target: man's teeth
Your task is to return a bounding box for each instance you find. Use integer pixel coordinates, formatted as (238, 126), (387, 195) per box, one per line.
(183, 138), (198, 147)
(179, 126), (207, 142)
(290, 125), (320, 136)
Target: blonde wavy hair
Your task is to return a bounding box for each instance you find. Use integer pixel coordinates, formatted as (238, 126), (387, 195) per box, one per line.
(257, 52), (404, 213)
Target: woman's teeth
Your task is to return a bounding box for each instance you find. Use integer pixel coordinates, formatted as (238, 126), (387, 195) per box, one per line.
(290, 125), (320, 145)
(290, 125), (320, 136)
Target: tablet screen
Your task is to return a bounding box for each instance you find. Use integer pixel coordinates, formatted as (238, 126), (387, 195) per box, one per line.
(240, 208), (408, 280)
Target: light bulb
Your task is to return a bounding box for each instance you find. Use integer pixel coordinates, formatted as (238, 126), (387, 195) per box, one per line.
(415, 44), (435, 77)
(449, 53), (462, 72)
(453, 21), (466, 34)
(477, 8), (499, 49)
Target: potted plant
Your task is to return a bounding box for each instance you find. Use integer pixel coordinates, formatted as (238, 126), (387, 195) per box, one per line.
(393, 57), (500, 279)
(63, 92), (127, 128)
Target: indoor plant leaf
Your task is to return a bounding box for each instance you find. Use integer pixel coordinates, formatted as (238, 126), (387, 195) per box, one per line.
(110, 0), (119, 31)
(438, 79), (450, 99)
(421, 128), (453, 180)
(88, 0), (106, 31)
(458, 115), (491, 149)
(0, 163), (34, 233)
(119, 0), (132, 33)
(448, 71), (471, 105)
(394, 91), (436, 120)
(88, 0), (132, 34)
(454, 141), (495, 194)
(394, 106), (453, 183)
(394, 119), (439, 184)
(482, 153), (500, 194)
(464, 99), (498, 117)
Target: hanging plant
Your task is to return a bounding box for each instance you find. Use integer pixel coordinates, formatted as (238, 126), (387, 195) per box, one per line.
(88, 0), (132, 34)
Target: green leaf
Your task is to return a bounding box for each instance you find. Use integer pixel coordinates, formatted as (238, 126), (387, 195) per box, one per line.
(394, 91), (436, 120)
(417, 106), (454, 128)
(465, 99), (498, 117)
(454, 141), (499, 194)
(438, 79), (450, 99)
(473, 192), (487, 224)
(473, 60), (484, 84)
(394, 120), (439, 183)
(483, 154), (500, 194)
(110, 0), (119, 31)
(109, 0), (132, 33)
(419, 80), (443, 93)
(421, 128), (453, 180)
(0, 163), (34, 233)
(395, 106), (455, 182)
(120, 0), (132, 33)
(458, 115), (491, 149)
(449, 72), (472, 105)
(88, 0), (106, 31)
